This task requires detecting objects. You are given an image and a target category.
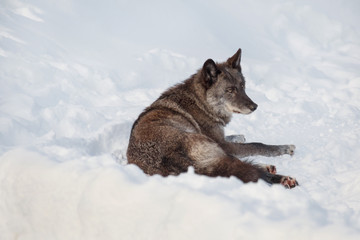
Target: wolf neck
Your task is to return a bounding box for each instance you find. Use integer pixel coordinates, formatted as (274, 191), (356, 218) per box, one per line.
(165, 75), (231, 125)
(184, 92), (227, 127)
(192, 75), (232, 125)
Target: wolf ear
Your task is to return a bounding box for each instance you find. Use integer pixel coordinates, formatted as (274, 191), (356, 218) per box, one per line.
(202, 59), (221, 88)
(226, 48), (242, 69)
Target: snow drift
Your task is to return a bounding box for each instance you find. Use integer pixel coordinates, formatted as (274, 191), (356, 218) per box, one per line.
(1, 0), (360, 239)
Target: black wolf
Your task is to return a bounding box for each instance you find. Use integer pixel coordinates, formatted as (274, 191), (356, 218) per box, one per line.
(127, 49), (298, 188)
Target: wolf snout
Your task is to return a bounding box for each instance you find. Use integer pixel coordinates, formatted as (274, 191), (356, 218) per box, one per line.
(247, 103), (258, 111)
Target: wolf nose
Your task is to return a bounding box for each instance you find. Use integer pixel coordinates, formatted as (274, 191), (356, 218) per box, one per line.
(248, 103), (258, 111)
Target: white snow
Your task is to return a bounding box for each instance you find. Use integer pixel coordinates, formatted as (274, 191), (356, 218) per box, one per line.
(1, 0), (360, 239)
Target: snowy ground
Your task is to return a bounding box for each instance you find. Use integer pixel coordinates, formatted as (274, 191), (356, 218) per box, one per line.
(1, 0), (360, 239)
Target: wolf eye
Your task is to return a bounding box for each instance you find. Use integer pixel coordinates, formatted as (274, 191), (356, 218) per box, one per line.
(226, 87), (237, 93)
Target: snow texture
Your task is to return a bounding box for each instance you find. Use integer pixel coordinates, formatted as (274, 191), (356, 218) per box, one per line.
(1, 0), (360, 239)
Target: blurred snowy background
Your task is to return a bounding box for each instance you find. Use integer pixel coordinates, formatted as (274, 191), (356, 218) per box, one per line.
(0, 0), (360, 239)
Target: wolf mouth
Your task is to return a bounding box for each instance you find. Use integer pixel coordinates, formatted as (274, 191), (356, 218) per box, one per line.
(232, 108), (251, 114)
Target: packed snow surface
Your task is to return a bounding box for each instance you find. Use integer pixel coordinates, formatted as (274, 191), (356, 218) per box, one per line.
(1, 0), (360, 239)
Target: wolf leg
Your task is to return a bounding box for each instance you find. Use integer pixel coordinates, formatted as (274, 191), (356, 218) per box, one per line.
(184, 133), (262, 183)
(221, 142), (295, 157)
(183, 134), (298, 188)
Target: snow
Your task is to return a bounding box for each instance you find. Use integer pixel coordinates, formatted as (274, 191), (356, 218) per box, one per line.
(1, 0), (360, 239)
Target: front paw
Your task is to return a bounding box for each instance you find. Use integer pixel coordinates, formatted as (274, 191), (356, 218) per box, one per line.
(280, 145), (295, 156)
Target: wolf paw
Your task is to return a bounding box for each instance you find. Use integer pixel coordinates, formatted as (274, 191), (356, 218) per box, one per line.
(266, 165), (277, 174)
(280, 176), (298, 189)
(280, 145), (295, 156)
(225, 134), (246, 143)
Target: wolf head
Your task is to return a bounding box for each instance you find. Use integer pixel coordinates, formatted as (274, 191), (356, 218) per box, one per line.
(201, 49), (258, 120)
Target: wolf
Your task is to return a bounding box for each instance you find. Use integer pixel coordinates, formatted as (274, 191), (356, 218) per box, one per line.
(127, 49), (298, 188)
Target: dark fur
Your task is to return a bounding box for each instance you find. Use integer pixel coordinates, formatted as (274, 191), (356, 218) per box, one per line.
(127, 49), (298, 188)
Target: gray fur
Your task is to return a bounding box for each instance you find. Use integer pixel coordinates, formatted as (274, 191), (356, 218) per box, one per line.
(127, 49), (298, 188)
